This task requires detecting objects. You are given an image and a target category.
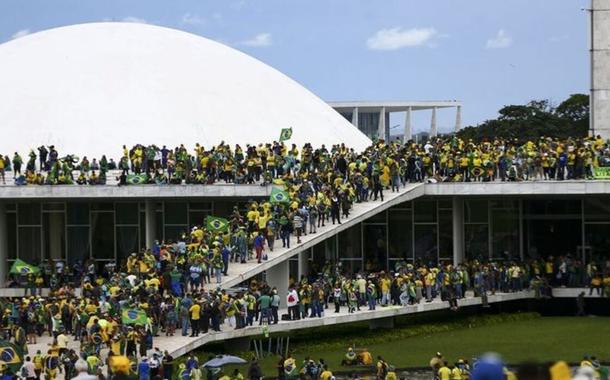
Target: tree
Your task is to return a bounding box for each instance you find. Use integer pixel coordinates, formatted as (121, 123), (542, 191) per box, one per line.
(457, 94), (589, 142)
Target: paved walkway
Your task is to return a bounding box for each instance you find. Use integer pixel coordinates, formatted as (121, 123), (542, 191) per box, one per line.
(27, 290), (534, 359)
(214, 182), (425, 289)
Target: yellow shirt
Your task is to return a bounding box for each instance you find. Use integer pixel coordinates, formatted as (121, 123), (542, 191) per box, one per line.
(320, 370), (333, 380)
(438, 366), (451, 380)
(189, 304), (201, 320)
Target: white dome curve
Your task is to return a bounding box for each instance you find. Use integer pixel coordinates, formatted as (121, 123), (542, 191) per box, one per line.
(0, 22), (370, 160)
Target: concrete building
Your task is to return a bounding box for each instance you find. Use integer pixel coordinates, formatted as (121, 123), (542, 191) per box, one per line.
(591, 0), (610, 138)
(329, 101), (462, 141)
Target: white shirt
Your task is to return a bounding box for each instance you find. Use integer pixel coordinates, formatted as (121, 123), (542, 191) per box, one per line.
(287, 289), (299, 307)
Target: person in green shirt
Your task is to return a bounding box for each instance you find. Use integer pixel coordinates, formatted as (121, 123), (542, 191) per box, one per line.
(258, 293), (271, 325)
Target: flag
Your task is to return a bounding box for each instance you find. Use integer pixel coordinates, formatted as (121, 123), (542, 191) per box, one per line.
(206, 216), (229, 233)
(121, 308), (148, 325)
(269, 187), (290, 204)
(279, 127), (293, 142)
(0, 341), (22, 368)
(9, 259), (40, 275)
(126, 174), (148, 185)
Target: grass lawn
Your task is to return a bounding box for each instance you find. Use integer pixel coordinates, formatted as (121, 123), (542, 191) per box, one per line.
(197, 316), (610, 376)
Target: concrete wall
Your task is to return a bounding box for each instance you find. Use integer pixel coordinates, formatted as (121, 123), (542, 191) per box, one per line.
(592, 0), (610, 138)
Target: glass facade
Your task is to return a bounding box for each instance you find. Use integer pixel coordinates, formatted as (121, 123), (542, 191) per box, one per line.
(3, 196), (610, 269)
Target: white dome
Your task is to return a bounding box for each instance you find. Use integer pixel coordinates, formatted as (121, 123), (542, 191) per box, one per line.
(0, 22), (370, 160)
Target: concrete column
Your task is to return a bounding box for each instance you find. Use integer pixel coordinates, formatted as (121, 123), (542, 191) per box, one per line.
(266, 260), (289, 307)
(455, 105), (462, 132)
(430, 107), (438, 137)
(452, 197), (464, 265)
(297, 250), (309, 281)
(403, 106), (412, 143)
(145, 199), (156, 248)
(591, 0), (610, 138)
(0, 203), (7, 283)
(378, 107), (386, 140)
(351, 107), (359, 127)
(49, 213), (63, 260)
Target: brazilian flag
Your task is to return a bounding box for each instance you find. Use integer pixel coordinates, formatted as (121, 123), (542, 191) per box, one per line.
(279, 127), (293, 142)
(206, 216), (229, 233)
(270, 187), (290, 204)
(9, 259), (40, 275)
(121, 308), (148, 325)
(126, 174), (148, 185)
(0, 341), (22, 371)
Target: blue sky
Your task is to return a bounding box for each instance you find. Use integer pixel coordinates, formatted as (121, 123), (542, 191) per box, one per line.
(0, 0), (590, 134)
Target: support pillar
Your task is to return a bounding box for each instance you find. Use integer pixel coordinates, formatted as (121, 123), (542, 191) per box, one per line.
(455, 105), (462, 132)
(266, 260), (289, 303)
(403, 106), (412, 143)
(368, 317), (394, 330)
(297, 250), (309, 281)
(0, 202), (7, 284)
(452, 197), (464, 265)
(378, 107), (386, 140)
(145, 199), (156, 249)
(430, 107), (437, 137)
(351, 107), (359, 127)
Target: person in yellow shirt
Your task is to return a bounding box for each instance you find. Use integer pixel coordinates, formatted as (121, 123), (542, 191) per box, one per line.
(438, 361), (451, 380)
(319, 365), (333, 380)
(189, 302), (201, 337)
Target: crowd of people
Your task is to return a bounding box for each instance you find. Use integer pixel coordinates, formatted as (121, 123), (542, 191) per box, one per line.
(1, 135), (610, 186)
(2, 251), (609, 380)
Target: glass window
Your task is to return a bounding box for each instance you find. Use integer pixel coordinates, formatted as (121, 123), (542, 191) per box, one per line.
(339, 259), (363, 275)
(91, 212), (114, 259)
(5, 203), (16, 211)
(18, 226), (41, 264)
(7, 213), (16, 260)
(115, 203), (139, 225)
(439, 209), (453, 260)
(465, 200), (488, 223)
(312, 239), (336, 267)
(438, 200), (452, 209)
(491, 209), (519, 260)
(165, 226), (188, 243)
(414, 200), (437, 223)
(155, 211), (163, 244)
(585, 224), (610, 262)
(67, 203), (90, 225)
(116, 226), (140, 261)
(465, 224), (489, 261)
(189, 211), (209, 228)
(524, 219), (581, 260)
(388, 210), (412, 260)
(67, 226), (90, 264)
(18, 203), (41, 225)
(390, 200), (411, 210)
(363, 224), (387, 271)
(584, 198), (610, 222)
(366, 210), (386, 223)
(490, 199), (518, 209)
(165, 202), (188, 225)
(414, 224), (438, 264)
(91, 202), (114, 211)
(189, 202), (213, 211)
(43, 203), (65, 211)
(338, 224), (362, 259)
(43, 213), (65, 261)
(525, 199), (581, 217)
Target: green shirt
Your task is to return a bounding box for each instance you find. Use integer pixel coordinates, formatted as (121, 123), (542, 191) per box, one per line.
(258, 295), (271, 309)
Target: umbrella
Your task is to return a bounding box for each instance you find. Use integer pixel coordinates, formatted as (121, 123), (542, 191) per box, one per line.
(203, 355), (247, 368)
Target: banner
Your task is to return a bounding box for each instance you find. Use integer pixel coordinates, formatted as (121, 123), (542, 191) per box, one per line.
(270, 187), (290, 204)
(206, 216), (230, 233)
(126, 174), (148, 185)
(121, 308), (148, 325)
(279, 127), (293, 142)
(593, 167), (610, 179)
(9, 259), (40, 275)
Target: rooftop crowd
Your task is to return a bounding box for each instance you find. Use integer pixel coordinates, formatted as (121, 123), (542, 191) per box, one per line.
(1, 135), (610, 186)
